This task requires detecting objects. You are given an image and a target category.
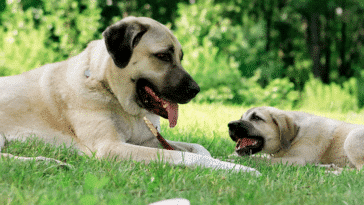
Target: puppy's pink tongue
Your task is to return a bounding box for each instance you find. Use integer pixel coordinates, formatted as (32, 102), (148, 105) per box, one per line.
(166, 102), (178, 128)
(236, 138), (257, 149)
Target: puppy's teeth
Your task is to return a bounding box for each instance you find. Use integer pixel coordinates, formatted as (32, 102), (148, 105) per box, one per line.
(163, 103), (168, 108)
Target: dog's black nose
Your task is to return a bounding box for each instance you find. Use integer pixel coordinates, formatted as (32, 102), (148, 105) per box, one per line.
(228, 121), (240, 130)
(186, 79), (200, 98)
(162, 71), (200, 104)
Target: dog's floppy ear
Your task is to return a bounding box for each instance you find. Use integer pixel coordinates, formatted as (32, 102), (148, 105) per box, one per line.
(102, 17), (150, 68)
(270, 113), (298, 150)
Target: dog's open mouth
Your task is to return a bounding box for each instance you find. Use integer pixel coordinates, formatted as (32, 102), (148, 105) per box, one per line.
(136, 80), (178, 128)
(236, 138), (258, 149)
(235, 137), (264, 156)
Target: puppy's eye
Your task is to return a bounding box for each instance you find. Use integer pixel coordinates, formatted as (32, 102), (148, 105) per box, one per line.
(251, 113), (264, 122)
(155, 53), (171, 62)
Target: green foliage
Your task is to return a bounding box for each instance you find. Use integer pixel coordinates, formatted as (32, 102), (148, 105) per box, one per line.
(0, 0), (185, 77)
(174, 0), (291, 107)
(194, 70), (299, 109)
(179, 36), (241, 99)
(173, 0), (360, 111)
(248, 74), (299, 108)
(0, 0), (102, 76)
(287, 58), (312, 90)
(0, 0), (362, 112)
(41, 0), (102, 58)
(174, 0), (284, 80)
(237, 72), (299, 109)
(298, 76), (358, 113)
(0, 3), (55, 76)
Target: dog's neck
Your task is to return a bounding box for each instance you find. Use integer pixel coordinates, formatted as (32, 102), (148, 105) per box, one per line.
(271, 126), (299, 156)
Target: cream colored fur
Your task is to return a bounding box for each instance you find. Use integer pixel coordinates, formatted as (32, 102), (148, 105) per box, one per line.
(236, 107), (364, 170)
(0, 17), (260, 176)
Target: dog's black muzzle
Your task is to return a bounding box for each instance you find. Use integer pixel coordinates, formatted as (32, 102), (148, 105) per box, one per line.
(228, 120), (259, 141)
(161, 66), (200, 104)
(228, 120), (265, 156)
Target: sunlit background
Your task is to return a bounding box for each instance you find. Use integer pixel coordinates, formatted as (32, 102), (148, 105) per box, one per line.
(1, 0), (364, 112)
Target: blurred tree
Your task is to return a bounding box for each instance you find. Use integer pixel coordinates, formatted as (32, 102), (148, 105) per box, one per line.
(213, 0), (363, 86)
(1, 0), (363, 88)
(290, 0), (364, 83)
(102, 0), (188, 28)
(21, 0), (43, 10)
(291, 0), (328, 83)
(337, 0), (364, 79)
(0, 0), (5, 25)
(0, 0), (5, 12)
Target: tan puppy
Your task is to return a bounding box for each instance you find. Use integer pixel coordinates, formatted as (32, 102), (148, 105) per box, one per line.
(0, 17), (260, 175)
(229, 107), (364, 170)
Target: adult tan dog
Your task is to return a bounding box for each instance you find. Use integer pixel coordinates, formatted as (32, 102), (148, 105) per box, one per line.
(228, 107), (364, 170)
(0, 17), (260, 175)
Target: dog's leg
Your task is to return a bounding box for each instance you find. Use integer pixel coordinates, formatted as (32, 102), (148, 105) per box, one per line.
(0, 153), (73, 169)
(104, 142), (261, 176)
(67, 110), (261, 176)
(0, 134), (73, 169)
(0, 134), (5, 153)
(167, 140), (212, 157)
(316, 164), (344, 175)
(76, 128), (260, 175)
(344, 129), (364, 170)
(82, 135), (261, 175)
(269, 157), (307, 165)
(143, 117), (211, 157)
(269, 153), (337, 166)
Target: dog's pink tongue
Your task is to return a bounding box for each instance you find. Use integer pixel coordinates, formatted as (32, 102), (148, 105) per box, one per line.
(144, 86), (178, 128)
(236, 138), (256, 149)
(166, 102), (178, 128)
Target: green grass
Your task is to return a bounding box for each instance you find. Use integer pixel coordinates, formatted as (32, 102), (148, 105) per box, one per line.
(1, 103), (364, 204)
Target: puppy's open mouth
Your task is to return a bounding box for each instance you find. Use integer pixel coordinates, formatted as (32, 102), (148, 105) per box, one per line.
(234, 137), (264, 156)
(236, 138), (258, 149)
(136, 79), (178, 128)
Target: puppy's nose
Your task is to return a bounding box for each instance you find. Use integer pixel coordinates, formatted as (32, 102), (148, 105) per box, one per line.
(228, 121), (240, 129)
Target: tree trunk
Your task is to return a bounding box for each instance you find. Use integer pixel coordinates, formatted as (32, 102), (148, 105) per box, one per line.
(307, 13), (327, 83)
(265, 5), (273, 52)
(260, 0), (274, 52)
(324, 11), (331, 83)
(338, 21), (347, 77)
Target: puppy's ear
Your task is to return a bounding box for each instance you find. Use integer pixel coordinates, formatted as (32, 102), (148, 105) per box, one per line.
(103, 18), (149, 68)
(270, 113), (298, 150)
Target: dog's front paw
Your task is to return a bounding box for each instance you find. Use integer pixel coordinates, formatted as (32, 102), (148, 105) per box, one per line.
(180, 153), (261, 176)
(190, 144), (212, 158)
(219, 160), (261, 176)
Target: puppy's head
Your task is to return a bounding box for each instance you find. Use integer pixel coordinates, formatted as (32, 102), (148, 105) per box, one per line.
(228, 107), (297, 156)
(102, 17), (199, 127)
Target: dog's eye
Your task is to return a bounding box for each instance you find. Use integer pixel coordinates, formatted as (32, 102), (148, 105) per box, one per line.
(251, 113), (264, 122)
(155, 53), (171, 62)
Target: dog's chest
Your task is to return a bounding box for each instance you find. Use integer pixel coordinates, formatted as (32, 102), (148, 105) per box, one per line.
(111, 113), (160, 147)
